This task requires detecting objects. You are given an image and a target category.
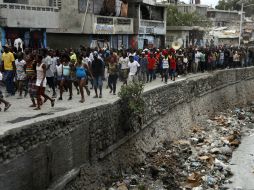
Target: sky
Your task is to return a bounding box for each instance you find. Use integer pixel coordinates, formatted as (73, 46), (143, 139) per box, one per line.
(182, 0), (219, 8)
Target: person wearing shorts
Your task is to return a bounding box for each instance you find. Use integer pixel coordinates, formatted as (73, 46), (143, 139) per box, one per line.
(34, 55), (55, 110)
(91, 51), (104, 98)
(58, 55), (73, 101)
(75, 55), (90, 103)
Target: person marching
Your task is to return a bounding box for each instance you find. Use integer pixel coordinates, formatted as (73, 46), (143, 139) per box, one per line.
(34, 55), (55, 110)
(75, 55), (90, 103)
(162, 54), (169, 84)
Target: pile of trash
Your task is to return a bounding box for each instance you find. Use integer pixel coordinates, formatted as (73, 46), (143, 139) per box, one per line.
(107, 106), (254, 190)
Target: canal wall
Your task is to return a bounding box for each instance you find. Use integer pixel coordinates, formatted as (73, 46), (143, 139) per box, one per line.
(1, 68), (254, 190)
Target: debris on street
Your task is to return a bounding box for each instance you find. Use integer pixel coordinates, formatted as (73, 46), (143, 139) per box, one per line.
(107, 105), (254, 190)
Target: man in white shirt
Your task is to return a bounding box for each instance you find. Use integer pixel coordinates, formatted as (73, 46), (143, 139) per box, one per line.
(128, 54), (140, 83)
(14, 38), (23, 52)
(42, 49), (57, 97)
(193, 49), (201, 73)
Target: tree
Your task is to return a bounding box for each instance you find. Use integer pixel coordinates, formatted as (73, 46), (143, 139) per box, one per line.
(216, 0), (254, 17)
(167, 5), (211, 27)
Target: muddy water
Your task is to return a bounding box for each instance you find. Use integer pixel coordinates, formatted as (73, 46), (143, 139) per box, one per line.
(228, 133), (254, 189)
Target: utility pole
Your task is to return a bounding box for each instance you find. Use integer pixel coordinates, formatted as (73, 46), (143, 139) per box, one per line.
(238, 2), (243, 48)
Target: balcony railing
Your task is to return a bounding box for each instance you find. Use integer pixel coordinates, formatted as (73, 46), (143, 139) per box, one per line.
(139, 19), (166, 35)
(140, 19), (165, 28)
(93, 15), (134, 34)
(0, 3), (59, 28)
(0, 3), (59, 12)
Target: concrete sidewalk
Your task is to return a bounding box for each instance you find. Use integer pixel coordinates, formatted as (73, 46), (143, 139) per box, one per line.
(0, 73), (208, 130)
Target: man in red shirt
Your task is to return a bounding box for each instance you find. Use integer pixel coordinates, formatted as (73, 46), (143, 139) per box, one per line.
(147, 53), (156, 82)
(169, 53), (176, 81)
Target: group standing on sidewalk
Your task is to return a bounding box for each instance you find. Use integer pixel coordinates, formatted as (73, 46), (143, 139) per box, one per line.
(0, 44), (254, 111)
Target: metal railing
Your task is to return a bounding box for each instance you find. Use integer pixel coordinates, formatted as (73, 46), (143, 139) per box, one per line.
(0, 3), (59, 12)
(94, 15), (133, 25)
(140, 19), (165, 27)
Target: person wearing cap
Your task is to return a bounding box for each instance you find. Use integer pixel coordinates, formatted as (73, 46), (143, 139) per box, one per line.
(2, 45), (16, 96)
(128, 54), (140, 83)
(91, 51), (104, 98)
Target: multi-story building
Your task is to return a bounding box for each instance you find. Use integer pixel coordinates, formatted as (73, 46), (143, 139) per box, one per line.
(176, 3), (208, 17)
(0, 0), (167, 49)
(47, 0), (167, 49)
(0, 0), (59, 49)
(128, 0), (167, 49)
(206, 9), (245, 46)
(207, 9), (243, 27)
(47, 0), (134, 49)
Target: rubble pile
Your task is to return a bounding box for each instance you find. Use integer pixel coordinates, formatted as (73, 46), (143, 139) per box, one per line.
(107, 106), (254, 190)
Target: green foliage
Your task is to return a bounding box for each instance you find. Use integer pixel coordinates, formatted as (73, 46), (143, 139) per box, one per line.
(118, 82), (145, 116)
(138, 184), (147, 190)
(167, 5), (211, 27)
(216, 0), (254, 17)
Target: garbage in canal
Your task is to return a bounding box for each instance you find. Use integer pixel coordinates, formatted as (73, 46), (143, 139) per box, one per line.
(107, 106), (254, 190)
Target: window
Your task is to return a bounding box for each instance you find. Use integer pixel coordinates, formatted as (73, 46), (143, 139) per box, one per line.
(53, 0), (61, 9)
(79, 0), (88, 13)
(3, 0), (28, 4)
(49, 0), (53, 7)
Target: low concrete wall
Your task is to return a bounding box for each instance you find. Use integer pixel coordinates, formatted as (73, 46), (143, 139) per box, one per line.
(1, 68), (254, 190)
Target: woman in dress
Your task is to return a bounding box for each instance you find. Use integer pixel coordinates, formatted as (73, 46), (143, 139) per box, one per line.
(15, 52), (26, 98)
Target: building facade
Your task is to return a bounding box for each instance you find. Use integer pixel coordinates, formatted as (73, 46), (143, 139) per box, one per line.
(47, 0), (134, 49)
(0, 0), (59, 49)
(47, 0), (167, 49)
(0, 0), (167, 49)
(128, 0), (167, 49)
(176, 3), (208, 17)
(166, 26), (206, 48)
(207, 9), (243, 27)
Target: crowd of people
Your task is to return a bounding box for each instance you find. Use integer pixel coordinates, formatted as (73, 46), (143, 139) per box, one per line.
(0, 44), (254, 111)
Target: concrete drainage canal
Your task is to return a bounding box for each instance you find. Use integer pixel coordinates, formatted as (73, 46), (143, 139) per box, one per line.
(1, 68), (254, 190)
(63, 104), (254, 190)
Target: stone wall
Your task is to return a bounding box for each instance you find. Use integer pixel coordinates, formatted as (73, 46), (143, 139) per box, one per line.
(1, 68), (254, 190)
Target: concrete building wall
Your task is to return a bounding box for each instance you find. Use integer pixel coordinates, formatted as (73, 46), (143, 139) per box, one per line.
(207, 10), (242, 27)
(0, 5), (59, 28)
(177, 4), (208, 16)
(1, 68), (254, 190)
(47, 33), (91, 49)
(166, 30), (189, 47)
(28, 0), (49, 6)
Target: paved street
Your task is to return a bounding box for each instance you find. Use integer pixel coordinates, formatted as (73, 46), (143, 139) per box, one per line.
(0, 73), (209, 131)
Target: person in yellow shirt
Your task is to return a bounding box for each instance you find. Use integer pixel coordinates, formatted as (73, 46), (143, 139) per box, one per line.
(2, 46), (16, 95)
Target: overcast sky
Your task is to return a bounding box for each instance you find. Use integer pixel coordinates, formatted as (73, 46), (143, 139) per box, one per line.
(182, 0), (219, 8)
